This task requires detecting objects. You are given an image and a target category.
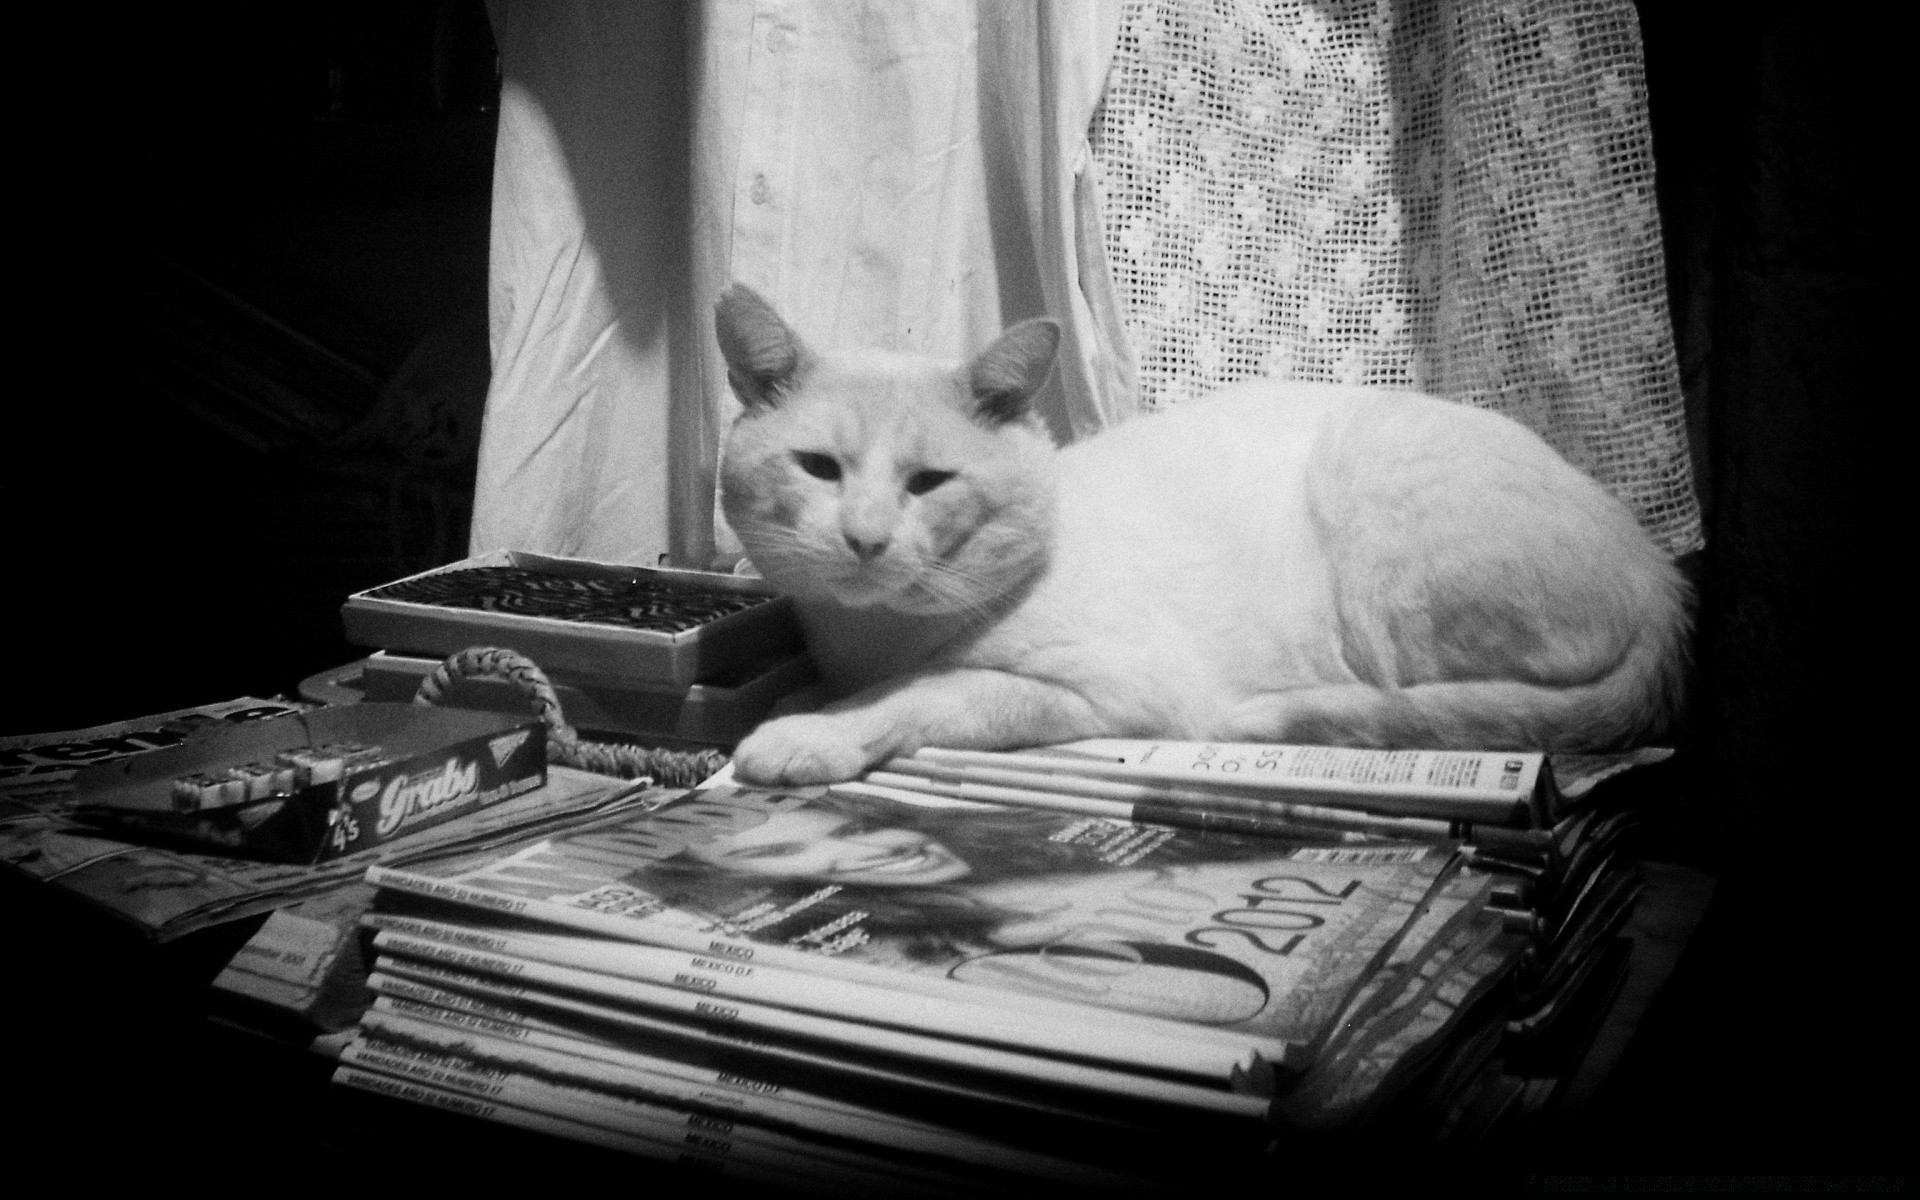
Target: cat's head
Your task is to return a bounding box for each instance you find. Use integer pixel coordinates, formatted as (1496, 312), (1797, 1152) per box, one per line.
(715, 284), (1059, 616)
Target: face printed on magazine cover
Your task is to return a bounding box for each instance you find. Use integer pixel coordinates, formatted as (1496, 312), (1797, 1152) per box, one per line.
(682, 806), (972, 886)
(675, 806), (1288, 1023)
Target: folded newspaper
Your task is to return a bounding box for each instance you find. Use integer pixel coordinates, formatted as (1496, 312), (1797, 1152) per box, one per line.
(1, 697), (305, 806)
(0, 697), (659, 940)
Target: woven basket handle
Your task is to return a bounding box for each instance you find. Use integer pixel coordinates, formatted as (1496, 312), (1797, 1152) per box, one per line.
(412, 646), (728, 788)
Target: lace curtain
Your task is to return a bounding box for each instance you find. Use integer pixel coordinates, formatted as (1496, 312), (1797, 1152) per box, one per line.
(470, 0), (1699, 566)
(1091, 0), (1701, 554)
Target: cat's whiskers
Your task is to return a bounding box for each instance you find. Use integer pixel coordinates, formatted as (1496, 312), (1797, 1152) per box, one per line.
(741, 521), (933, 609)
(905, 554), (1006, 625)
(731, 524), (831, 587)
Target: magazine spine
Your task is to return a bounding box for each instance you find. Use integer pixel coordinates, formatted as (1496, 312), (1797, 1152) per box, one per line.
(357, 999), (1155, 1190)
(369, 955), (1277, 1118)
(370, 929), (1265, 1090)
(362, 911), (1280, 1083)
(331, 1063), (875, 1193)
(364, 968), (1253, 1131)
(338, 1035), (975, 1197)
(933, 743), (1539, 824)
(360, 993), (1002, 1154)
(361, 861), (1287, 1060)
(364, 980), (1156, 1147)
(854, 766), (1553, 856)
(360, 866), (1287, 1082)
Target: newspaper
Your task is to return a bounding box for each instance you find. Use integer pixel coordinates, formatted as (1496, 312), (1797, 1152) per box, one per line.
(0, 697), (305, 808)
(1549, 747), (1674, 801)
(0, 695), (665, 940)
(211, 880), (386, 1032)
(1276, 917), (1523, 1129)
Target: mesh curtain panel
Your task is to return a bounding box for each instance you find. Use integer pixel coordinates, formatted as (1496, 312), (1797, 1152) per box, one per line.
(1090, 0), (1702, 555)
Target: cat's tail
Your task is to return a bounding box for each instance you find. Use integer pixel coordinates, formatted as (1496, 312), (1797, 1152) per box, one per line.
(1235, 622), (1691, 753)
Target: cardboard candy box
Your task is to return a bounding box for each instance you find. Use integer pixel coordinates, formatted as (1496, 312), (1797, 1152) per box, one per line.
(69, 704), (546, 863)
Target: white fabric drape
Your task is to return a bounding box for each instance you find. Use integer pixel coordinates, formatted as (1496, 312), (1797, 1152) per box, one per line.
(472, 1), (1132, 570)
(472, 4), (701, 567)
(470, 0), (1697, 568)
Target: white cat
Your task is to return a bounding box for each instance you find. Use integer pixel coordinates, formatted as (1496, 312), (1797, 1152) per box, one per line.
(714, 284), (1689, 786)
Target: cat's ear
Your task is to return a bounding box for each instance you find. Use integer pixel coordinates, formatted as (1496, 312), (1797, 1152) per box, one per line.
(715, 283), (807, 409)
(968, 318), (1060, 424)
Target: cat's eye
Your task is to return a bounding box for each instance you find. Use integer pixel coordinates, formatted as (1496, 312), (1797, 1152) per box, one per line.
(905, 469), (956, 496)
(794, 452), (842, 482)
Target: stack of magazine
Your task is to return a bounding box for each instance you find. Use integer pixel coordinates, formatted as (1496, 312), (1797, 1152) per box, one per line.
(5, 696), (1661, 1181)
(933, 739), (1667, 1144)
(925, 739), (1668, 1144)
(335, 742), (1662, 1190)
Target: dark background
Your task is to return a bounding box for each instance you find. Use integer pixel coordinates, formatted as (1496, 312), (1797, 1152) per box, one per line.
(12, 1), (499, 730)
(1, 1), (1899, 1189)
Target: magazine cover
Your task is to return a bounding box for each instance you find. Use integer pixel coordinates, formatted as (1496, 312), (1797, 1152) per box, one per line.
(371, 782), (1486, 1060)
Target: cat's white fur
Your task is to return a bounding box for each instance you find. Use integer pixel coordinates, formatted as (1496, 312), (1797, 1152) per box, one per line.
(714, 284), (1689, 785)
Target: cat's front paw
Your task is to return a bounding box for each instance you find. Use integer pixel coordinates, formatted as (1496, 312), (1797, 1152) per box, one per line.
(731, 713), (875, 786)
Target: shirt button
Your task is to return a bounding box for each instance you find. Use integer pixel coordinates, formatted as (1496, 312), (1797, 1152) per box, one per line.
(767, 25), (793, 53)
(750, 174), (772, 205)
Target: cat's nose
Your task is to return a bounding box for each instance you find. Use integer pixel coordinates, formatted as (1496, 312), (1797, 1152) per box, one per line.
(845, 533), (889, 562)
